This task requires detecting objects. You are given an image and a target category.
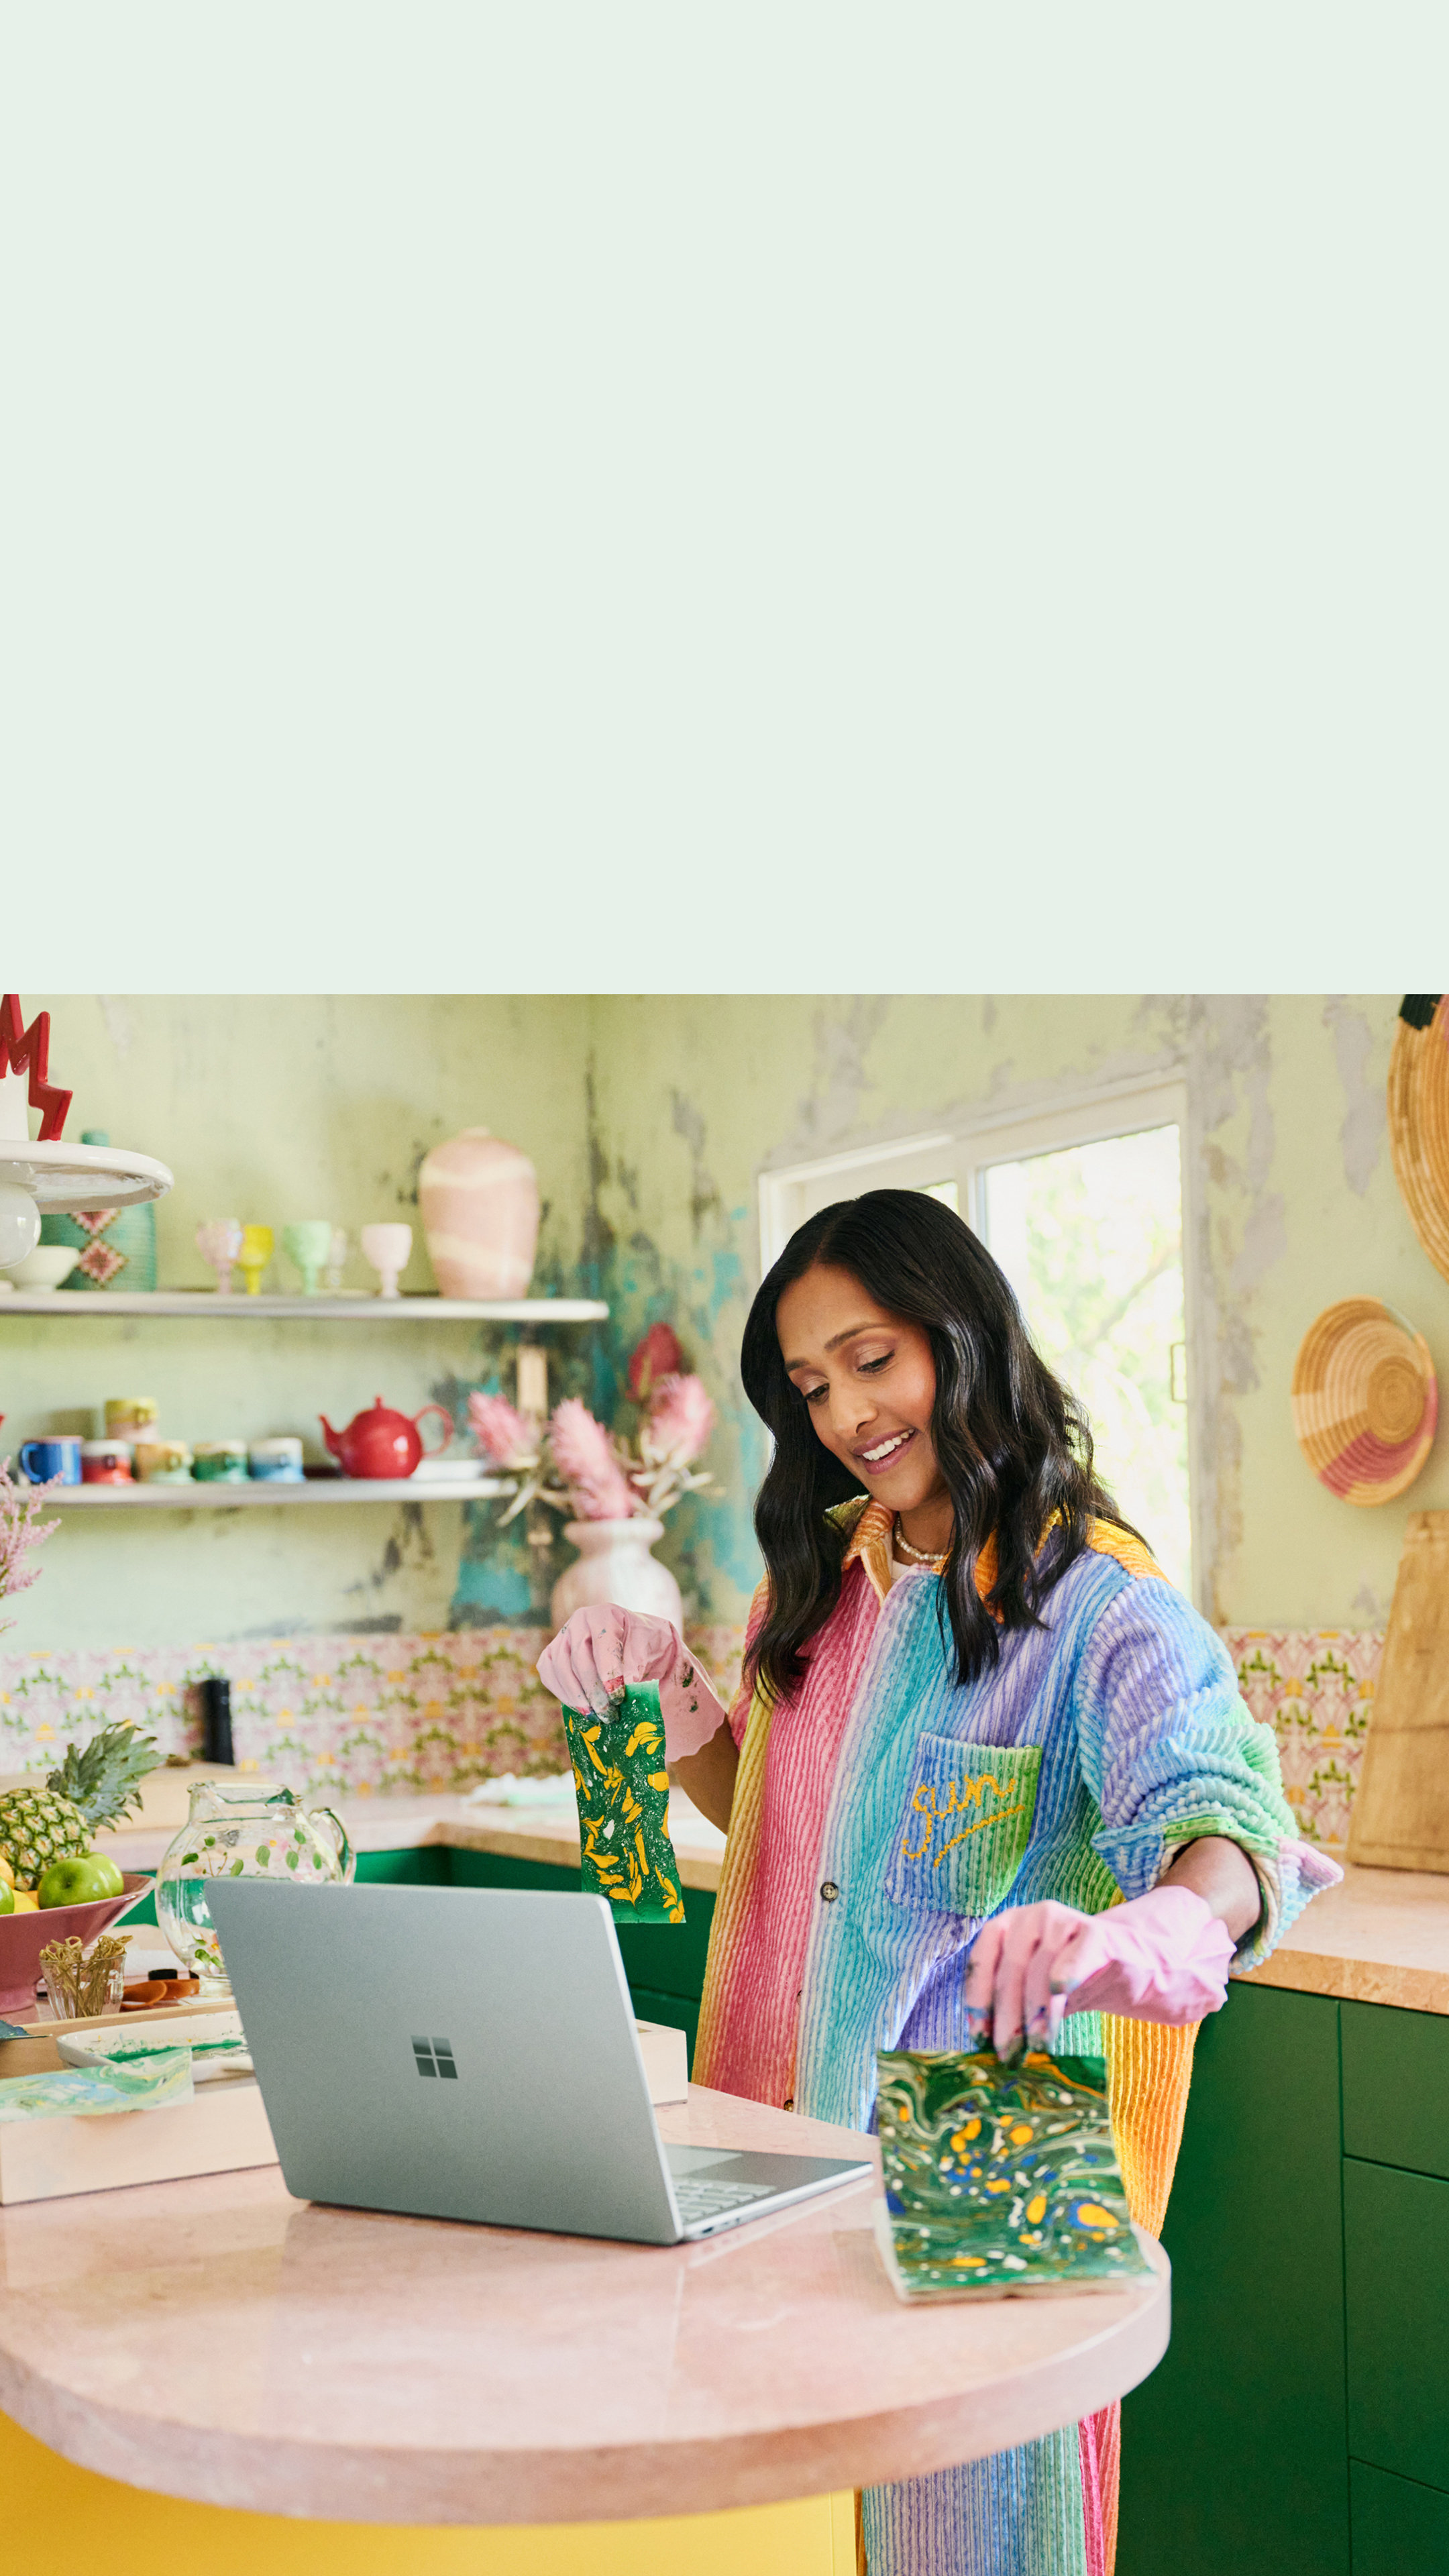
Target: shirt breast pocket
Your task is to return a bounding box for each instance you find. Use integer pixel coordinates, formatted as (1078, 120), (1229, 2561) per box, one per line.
(884, 1734), (1042, 1920)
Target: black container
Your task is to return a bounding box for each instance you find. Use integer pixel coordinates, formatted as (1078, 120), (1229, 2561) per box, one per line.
(199, 1676), (234, 1766)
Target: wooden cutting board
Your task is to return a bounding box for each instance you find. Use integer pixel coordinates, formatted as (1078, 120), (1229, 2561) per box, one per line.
(1348, 1511), (1449, 1873)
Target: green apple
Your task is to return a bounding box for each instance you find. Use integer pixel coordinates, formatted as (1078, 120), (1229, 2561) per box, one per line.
(82, 1852), (124, 1897)
(0, 1878), (12, 1915)
(37, 1854), (119, 1909)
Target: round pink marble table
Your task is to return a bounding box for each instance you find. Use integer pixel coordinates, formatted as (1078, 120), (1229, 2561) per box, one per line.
(0, 2085), (1169, 2524)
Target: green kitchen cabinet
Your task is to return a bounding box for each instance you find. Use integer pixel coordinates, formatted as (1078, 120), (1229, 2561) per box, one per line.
(627, 1984), (702, 2061)
(354, 1847), (449, 1887)
(1118, 1984), (1349, 2576)
(1344, 2158), (1449, 2493)
(1350, 2462), (1449, 2576)
(1342, 1999), (1449, 2178)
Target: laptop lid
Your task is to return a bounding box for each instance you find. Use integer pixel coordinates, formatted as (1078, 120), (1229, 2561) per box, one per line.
(206, 1878), (686, 2243)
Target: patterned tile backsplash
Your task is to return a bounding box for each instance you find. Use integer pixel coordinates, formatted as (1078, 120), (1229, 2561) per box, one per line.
(0, 1627), (750, 1803)
(0, 1623), (1372, 1856)
(1223, 1627), (1381, 1859)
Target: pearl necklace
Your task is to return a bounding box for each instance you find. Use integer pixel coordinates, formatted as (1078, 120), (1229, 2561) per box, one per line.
(894, 1519), (949, 1568)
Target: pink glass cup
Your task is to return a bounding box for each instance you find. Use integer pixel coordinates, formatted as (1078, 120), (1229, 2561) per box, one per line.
(197, 1219), (244, 1295)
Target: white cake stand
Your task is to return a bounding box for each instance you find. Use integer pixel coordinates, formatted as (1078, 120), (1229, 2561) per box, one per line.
(0, 1038), (172, 1274)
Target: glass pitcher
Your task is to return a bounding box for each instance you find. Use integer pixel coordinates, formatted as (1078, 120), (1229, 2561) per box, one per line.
(154, 1780), (356, 1996)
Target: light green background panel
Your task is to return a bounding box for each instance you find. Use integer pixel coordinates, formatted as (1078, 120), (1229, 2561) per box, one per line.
(1, 996), (592, 1648)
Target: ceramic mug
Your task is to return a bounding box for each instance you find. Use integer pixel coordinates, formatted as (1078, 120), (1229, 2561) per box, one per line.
(193, 1441), (249, 1483)
(249, 1436), (304, 1482)
(105, 1397), (158, 1440)
(135, 1440), (195, 1484)
(282, 1220), (334, 1297)
(19, 1436), (82, 1486)
(81, 1438), (133, 1485)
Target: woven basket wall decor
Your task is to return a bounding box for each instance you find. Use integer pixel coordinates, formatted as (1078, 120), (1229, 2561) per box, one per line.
(1388, 995), (1449, 1283)
(1291, 1297), (1438, 1506)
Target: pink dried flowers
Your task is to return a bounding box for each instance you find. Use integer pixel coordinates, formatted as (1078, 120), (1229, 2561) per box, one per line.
(547, 1398), (640, 1521)
(466, 1392), (540, 1472)
(470, 1323), (716, 1532)
(0, 1456), (60, 1638)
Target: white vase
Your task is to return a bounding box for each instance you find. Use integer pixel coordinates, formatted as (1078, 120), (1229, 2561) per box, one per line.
(417, 1128), (540, 1301)
(549, 1518), (683, 1631)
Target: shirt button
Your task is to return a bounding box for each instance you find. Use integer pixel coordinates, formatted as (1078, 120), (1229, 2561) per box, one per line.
(820, 1880), (840, 1903)
(784, 2096), (794, 2110)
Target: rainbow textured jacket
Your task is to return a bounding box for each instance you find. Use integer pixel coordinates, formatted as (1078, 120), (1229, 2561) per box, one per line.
(696, 1496), (1336, 2132)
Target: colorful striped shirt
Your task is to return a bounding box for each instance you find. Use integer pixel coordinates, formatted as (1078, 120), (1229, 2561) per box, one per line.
(694, 1498), (1338, 2576)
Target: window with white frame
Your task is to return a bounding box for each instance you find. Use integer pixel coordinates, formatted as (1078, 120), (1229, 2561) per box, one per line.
(758, 1080), (1195, 1597)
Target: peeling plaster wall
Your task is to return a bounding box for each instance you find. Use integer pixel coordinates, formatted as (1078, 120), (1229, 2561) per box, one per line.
(3, 996), (593, 1648)
(589, 994), (1445, 1633)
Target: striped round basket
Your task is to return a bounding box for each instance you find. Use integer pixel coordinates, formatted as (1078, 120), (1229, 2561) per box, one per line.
(1389, 996), (1449, 1283)
(1291, 1297), (1438, 1506)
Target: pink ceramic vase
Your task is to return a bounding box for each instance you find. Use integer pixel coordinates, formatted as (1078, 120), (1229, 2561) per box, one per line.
(417, 1128), (540, 1301)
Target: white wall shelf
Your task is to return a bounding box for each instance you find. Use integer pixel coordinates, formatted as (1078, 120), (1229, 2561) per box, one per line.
(38, 1477), (516, 1509)
(0, 1293), (607, 1323)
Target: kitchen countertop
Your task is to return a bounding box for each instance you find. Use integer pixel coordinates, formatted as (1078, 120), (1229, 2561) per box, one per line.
(1234, 1862), (1449, 2017)
(0, 2083), (1168, 2523)
(97, 1780), (730, 1890)
(97, 1780), (1449, 2014)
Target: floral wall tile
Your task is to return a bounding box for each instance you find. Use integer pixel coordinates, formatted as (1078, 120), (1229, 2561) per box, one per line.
(1223, 1627), (1382, 1857)
(0, 1624), (753, 1804)
(2, 1624), (1373, 1854)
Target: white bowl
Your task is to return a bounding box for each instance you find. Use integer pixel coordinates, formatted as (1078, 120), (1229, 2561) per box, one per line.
(8, 1245), (80, 1289)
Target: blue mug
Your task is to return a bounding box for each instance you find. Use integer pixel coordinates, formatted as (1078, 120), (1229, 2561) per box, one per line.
(19, 1436), (83, 1486)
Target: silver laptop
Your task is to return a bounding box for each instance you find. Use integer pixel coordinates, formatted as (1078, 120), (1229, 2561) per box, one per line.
(206, 1878), (870, 2243)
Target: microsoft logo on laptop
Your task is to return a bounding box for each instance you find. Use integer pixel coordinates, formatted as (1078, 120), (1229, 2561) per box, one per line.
(412, 2036), (458, 2080)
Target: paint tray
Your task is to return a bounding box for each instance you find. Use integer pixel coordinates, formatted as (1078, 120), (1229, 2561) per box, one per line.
(562, 1683), (686, 1925)
(873, 2045), (1152, 2301)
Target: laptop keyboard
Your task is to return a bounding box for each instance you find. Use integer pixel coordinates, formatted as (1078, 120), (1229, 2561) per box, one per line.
(672, 2175), (780, 2224)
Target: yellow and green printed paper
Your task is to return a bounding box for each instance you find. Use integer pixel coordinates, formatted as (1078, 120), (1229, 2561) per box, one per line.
(0, 2049), (195, 2123)
(563, 1683), (686, 1925)
(874, 2046), (1152, 2301)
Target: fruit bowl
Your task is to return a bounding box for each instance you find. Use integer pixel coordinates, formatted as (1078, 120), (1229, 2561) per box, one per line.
(0, 1874), (150, 2021)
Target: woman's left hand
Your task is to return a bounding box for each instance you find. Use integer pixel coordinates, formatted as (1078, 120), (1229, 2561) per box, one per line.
(963, 1885), (1236, 2057)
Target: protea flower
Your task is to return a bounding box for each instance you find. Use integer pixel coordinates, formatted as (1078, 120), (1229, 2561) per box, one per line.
(640, 1373), (715, 1468)
(467, 1392), (539, 1470)
(627, 1320), (685, 1403)
(547, 1399), (638, 1521)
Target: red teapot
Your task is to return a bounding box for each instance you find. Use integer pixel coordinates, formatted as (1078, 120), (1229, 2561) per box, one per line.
(319, 1396), (454, 1480)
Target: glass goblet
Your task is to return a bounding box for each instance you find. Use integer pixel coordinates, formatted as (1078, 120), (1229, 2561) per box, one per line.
(197, 1218), (244, 1295)
(360, 1223), (412, 1299)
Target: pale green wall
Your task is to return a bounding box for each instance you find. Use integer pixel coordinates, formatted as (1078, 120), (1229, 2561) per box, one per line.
(6, 993), (1437, 1652)
(3, 996), (594, 1647)
(590, 994), (1447, 1633)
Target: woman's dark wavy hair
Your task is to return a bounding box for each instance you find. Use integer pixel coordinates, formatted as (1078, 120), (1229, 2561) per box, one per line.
(741, 1188), (1143, 1702)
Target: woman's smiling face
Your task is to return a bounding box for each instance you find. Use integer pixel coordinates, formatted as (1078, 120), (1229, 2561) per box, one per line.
(776, 1263), (949, 1522)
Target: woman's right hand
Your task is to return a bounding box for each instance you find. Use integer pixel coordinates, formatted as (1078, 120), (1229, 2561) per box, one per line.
(536, 1607), (727, 1760)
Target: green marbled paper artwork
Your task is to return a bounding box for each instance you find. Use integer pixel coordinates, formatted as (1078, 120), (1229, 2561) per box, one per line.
(563, 1683), (686, 1925)
(875, 2046), (1153, 2301)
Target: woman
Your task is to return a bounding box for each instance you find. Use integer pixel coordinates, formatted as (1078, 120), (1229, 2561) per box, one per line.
(539, 1190), (1337, 2576)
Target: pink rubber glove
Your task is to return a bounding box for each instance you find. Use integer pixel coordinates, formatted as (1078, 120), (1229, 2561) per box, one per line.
(536, 1607), (729, 1761)
(963, 1885), (1236, 2058)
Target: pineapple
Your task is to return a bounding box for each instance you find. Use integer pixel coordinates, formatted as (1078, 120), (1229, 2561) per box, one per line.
(0, 1721), (158, 1890)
